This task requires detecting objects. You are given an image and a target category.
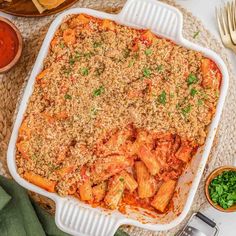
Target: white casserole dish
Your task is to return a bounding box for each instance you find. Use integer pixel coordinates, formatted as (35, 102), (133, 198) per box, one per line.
(7, 0), (229, 235)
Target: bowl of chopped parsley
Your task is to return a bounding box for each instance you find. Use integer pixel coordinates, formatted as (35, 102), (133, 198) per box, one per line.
(205, 166), (236, 212)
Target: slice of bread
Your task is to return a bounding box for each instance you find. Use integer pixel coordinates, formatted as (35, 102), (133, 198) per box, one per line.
(32, 0), (66, 13)
(32, 0), (46, 13)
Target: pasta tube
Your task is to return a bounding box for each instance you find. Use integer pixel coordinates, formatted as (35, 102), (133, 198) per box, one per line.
(151, 179), (176, 212)
(104, 175), (125, 209)
(138, 145), (161, 175)
(79, 179), (93, 201)
(24, 172), (56, 192)
(91, 155), (133, 183)
(92, 182), (107, 202)
(120, 170), (138, 192)
(135, 161), (157, 198)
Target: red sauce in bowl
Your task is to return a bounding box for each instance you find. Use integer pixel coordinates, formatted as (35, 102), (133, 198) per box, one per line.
(0, 20), (19, 69)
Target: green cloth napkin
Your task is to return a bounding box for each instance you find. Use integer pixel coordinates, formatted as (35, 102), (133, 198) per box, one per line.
(0, 185), (11, 211)
(0, 176), (128, 236)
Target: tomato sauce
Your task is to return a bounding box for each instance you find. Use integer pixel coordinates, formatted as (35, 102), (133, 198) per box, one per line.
(121, 190), (174, 216)
(0, 20), (19, 68)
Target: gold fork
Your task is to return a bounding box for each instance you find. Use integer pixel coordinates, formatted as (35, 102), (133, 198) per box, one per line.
(216, 4), (236, 53)
(227, 0), (236, 44)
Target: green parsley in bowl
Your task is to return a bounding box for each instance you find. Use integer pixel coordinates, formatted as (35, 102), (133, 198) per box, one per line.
(205, 166), (236, 212)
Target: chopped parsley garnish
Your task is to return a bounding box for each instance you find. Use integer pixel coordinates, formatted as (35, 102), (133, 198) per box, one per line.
(181, 105), (191, 116)
(134, 53), (139, 59)
(190, 88), (198, 96)
(50, 164), (60, 171)
(128, 59), (135, 67)
(187, 74), (198, 85)
(84, 52), (94, 58)
(198, 99), (203, 105)
(123, 49), (130, 58)
(93, 86), (105, 97)
(69, 57), (75, 65)
(81, 67), (89, 76)
(119, 177), (125, 182)
(145, 48), (152, 55)
(170, 92), (175, 98)
(59, 42), (65, 48)
(90, 107), (98, 117)
(62, 66), (72, 77)
(143, 68), (151, 77)
(193, 30), (200, 39)
(75, 51), (82, 60)
(209, 171), (236, 209)
(156, 65), (163, 72)
(158, 91), (166, 105)
(64, 94), (72, 100)
(93, 41), (102, 48)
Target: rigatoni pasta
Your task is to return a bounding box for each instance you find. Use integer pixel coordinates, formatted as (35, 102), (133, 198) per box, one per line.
(120, 171), (138, 193)
(92, 182), (107, 202)
(135, 161), (157, 198)
(79, 179), (93, 201)
(104, 175), (125, 210)
(24, 172), (56, 193)
(151, 180), (176, 212)
(137, 145), (161, 175)
(16, 14), (221, 215)
(91, 155), (134, 183)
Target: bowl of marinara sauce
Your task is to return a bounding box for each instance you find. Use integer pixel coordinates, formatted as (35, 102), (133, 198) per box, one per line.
(0, 17), (23, 73)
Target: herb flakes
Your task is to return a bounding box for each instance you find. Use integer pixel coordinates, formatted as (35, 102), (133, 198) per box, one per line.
(158, 90), (166, 105)
(143, 67), (151, 77)
(197, 99), (203, 106)
(145, 48), (152, 55)
(187, 74), (198, 85)
(190, 88), (198, 96)
(81, 67), (89, 76)
(64, 94), (72, 100)
(69, 57), (75, 65)
(93, 41), (102, 48)
(156, 65), (163, 72)
(128, 59), (135, 67)
(181, 105), (191, 116)
(59, 42), (65, 48)
(123, 48), (130, 58)
(93, 86), (105, 97)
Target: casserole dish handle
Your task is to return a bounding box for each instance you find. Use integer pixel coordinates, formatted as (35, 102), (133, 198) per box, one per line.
(117, 0), (183, 41)
(55, 198), (121, 236)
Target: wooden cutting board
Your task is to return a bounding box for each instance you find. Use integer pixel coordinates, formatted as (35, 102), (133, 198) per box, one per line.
(0, 0), (78, 17)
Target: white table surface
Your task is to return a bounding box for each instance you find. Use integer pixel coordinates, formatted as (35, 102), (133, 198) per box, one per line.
(1, 1), (236, 235)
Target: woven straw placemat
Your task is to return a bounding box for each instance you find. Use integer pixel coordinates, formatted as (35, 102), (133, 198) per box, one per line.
(0, 0), (235, 235)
